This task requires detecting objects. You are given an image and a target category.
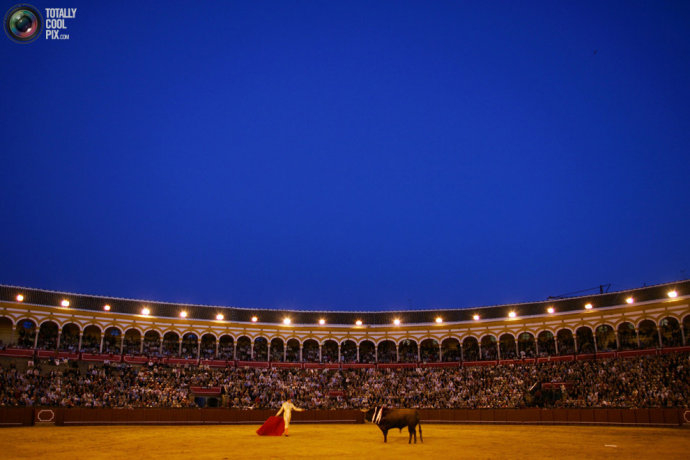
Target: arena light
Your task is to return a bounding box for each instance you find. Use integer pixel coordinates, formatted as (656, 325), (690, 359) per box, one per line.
(435, 317), (443, 324)
(473, 314), (480, 321)
(216, 313), (224, 321)
(180, 311), (188, 318)
(283, 317), (291, 325)
(61, 299), (70, 307)
(393, 318), (401, 326)
(16, 294), (24, 302)
(626, 297), (634, 304)
(584, 303), (593, 310)
(355, 320), (363, 326)
(508, 311), (517, 319)
(103, 304), (111, 311)
(547, 306), (555, 314)
(318, 318), (326, 325)
(141, 307), (150, 316)
(251, 316), (258, 322)
(667, 290), (678, 299)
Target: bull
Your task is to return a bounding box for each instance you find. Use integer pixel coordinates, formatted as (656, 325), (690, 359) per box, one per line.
(362, 406), (423, 444)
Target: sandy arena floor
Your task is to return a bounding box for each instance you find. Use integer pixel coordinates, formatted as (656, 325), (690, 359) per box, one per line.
(0, 424), (688, 460)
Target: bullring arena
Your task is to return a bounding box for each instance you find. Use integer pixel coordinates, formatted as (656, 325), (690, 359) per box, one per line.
(1, 281), (689, 459)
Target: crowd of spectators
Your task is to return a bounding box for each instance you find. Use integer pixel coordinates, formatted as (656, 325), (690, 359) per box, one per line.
(0, 353), (687, 410)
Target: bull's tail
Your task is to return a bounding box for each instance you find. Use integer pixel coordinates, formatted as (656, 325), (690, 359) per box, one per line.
(418, 421), (423, 443)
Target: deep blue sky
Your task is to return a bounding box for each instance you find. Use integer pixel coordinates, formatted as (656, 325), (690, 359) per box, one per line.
(1, 1), (689, 310)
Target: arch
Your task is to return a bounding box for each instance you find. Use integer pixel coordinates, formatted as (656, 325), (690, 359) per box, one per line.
(537, 330), (556, 356)
(253, 337), (268, 361)
(302, 339), (319, 362)
(398, 338), (418, 363)
(462, 336), (479, 361)
(286, 338), (300, 362)
(270, 337), (284, 362)
(0, 317), (13, 348)
(143, 330), (161, 356)
(218, 334), (235, 360)
(58, 323), (80, 352)
(82, 325), (102, 353)
(595, 324), (617, 352)
(322, 339), (338, 363)
(123, 328), (142, 355)
(103, 326), (123, 354)
(37, 320), (58, 350)
(556, 328), (575, 355)
(162, 331), (180, 357)
(359, 339), (375, 363)
(420, 338), (439, 363)
(441, 337), (461, 362)
(659, 316), (682, 347)
(638, 319), (659, 349)
(575, 326), (595, 353)
(480, 335), (498, 360)
(236, 336), (252, 360)
(517, 332), (536, 358)
(377, 339), (397, 363)
(200, 333), (217, 359)
(499, 333), (517, 359)
(340, 339), (357, 363)
(181, 332), (199, 359)
(15, 319), (36, 349)
(617, 322), (637, 350)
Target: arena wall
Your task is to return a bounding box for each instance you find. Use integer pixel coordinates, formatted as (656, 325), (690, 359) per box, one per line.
(1, 407), (686, 428)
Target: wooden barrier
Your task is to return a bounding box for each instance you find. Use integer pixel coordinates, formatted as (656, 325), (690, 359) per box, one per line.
(1, 408), (684, 427)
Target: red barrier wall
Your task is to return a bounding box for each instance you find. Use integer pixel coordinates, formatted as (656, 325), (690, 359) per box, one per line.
(2, 408), (685, 427)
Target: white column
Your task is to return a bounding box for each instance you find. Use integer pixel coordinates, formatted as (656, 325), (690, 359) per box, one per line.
(319, 343), (322, 362)
(78, 334), (83, 352)
(99, 335), (104, 353)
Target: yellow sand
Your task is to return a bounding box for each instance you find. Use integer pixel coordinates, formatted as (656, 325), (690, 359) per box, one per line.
(0, 424), (688, 459)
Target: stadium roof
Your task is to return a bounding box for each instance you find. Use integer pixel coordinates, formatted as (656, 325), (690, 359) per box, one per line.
(1, 280), (687, 326)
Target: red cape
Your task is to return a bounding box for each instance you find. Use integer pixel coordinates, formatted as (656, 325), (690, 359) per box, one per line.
(256, 416), (285, 436)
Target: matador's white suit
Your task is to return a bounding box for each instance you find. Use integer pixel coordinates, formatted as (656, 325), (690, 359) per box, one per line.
(276, 400), (303, 434)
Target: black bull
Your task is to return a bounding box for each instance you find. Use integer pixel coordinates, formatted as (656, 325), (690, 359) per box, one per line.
(363, 407), (423, 443)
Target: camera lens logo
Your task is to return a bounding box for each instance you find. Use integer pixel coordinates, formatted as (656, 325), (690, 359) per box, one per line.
(5, 4), (43, 43)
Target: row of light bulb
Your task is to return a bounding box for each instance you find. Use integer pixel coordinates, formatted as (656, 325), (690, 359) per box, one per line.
(12, 290), (680, 324)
